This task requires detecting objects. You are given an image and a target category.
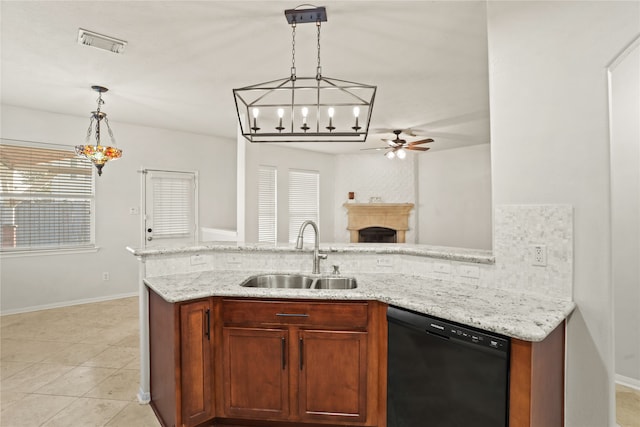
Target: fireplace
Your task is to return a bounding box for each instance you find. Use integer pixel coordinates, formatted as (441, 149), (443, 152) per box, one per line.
(359, 227), (397, 243)
(343, 203), (414, 243)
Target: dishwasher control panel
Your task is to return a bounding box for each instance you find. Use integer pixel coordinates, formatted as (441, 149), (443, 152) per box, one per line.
(427, 321), (509, 352)
(388, 305), (509, 353)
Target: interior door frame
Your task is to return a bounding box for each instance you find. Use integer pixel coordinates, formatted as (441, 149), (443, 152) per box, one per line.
(141, 168), (199, 248)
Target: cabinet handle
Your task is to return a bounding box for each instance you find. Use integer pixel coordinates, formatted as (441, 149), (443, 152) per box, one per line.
(299, 338), (304, 370)
(276, 313), (309, 317)
(205, 309), (210, 340)
(281, 337), (286, 370)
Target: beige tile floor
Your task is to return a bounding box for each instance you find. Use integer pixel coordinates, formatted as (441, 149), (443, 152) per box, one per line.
(1, 297), (160, 427)
(617, 383), (640, 427)
(1, 296), (639, 426)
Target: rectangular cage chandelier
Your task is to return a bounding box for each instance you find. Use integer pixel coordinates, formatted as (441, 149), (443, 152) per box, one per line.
(233, 5), (377, 143)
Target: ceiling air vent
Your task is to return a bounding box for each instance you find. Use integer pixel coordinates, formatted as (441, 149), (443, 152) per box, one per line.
(77, 28), (127, 54)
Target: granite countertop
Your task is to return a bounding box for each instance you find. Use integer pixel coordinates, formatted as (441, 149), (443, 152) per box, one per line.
(128, 242), (495, 264)
(144, 270), (575, 342)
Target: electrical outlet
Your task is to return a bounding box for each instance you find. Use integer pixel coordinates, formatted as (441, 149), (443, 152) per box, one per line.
(531, 244), (547, 266)
(459, 265), (480, 278)
(376, 258), (393, 267)
(433, 262), (451, 274)
(226, 256), (242, 265)
(190, 254), (206, 265)
(102, 272), (110, 281)
(129, 207), (139, 215)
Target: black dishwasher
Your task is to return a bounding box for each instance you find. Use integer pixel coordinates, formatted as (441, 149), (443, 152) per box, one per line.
(387, 306), (510, 427)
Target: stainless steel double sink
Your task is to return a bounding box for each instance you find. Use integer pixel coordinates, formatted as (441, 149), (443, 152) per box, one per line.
(240, 274), (357, 290)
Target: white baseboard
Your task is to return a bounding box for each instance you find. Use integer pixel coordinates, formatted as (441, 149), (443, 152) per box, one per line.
(0, 292), (139, 316)
(616, 374), (640, 391)
(137, 388), (151, 404)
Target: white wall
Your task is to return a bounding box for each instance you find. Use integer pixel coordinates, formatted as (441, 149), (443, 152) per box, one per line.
(417, 144), (491, 249)
(0, 105), (236, 313)
(486, 2), (640, 426)
(610, 40), (640, 384)
(240, 142), (335, 243)
(244, 146), (492, 247)
(333, 153), (418, 243)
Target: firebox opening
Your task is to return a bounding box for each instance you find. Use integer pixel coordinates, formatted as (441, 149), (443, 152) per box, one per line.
(358, 227), (397, 243)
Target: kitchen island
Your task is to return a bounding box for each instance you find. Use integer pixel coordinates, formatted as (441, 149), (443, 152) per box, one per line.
(130, 241), (575, 427)
(143, 268), (573, 342)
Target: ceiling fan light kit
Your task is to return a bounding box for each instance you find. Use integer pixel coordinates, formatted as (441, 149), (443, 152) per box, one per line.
(364, 130), (434, 159)
(233, 5), (377, 143)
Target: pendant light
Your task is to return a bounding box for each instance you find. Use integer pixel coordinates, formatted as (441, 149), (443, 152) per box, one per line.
(233, 5), (377, 143)
(75, 86), (122, 176)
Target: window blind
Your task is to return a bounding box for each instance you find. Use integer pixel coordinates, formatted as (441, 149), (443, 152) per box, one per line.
(0, 139), (94, 252)
(258, 166), (277, 243)
(149, 172), (195, 240)
(288, 169), (319, 244)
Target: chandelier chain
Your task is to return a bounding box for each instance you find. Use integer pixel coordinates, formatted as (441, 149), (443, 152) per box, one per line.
(104, 117), (116, 144)
(316, 20), (322, 79)
(95, 115), (101, 145)
(290, 22), (297, 80)
(95, 93), (104, 113)
(85, 116), (95, 143)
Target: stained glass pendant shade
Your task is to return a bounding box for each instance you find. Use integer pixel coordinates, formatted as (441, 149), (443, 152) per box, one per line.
(75, 85), (122, 176)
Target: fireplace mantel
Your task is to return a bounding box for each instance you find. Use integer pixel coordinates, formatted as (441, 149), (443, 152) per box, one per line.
(343, 203), (414, 243)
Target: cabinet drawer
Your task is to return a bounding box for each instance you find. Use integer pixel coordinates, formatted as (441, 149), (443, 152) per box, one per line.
(222, 299), (368, 328)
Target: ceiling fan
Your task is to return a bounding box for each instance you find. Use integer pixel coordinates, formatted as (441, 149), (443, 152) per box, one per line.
(362, 130), (434, 159)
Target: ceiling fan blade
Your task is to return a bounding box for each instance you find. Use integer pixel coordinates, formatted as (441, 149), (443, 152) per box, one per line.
(408, 138), (434, 146)
(407, 146), (430, 152)
(370, 128), (397, 135)
(360, 147), (388, 151)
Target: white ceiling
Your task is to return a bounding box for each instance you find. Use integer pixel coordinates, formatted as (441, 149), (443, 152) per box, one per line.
(0, 1), (491, 154)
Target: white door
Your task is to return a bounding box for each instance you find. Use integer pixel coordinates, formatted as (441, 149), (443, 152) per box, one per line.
(143, 169), (198, 248)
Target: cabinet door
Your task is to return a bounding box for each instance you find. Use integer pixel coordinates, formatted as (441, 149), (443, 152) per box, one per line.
(222, 327), (290, 420)
(298, 329), (368, 423)
(180, 300), (213, 427)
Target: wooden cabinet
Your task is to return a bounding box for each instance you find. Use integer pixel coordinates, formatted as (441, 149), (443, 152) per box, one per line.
(149, 292), (386, 427)
(222, 327), (289, 420)
(149, 290), (214, 427)
(180, 299), (214, 427)
(509, 322), (565, 427)
(148, 289), (564, 427)
(218, 298), (386, 426)
(298, 329), (368, 423)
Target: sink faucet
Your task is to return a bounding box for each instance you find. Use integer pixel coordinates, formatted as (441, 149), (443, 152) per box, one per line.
(295, 220), (327, 274)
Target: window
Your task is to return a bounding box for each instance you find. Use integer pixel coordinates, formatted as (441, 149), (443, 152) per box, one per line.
(288, 169), (319, 244)
(144, 170), (197, 247)
(258, 166), (277, 243)
(0, 139), (94, 252)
